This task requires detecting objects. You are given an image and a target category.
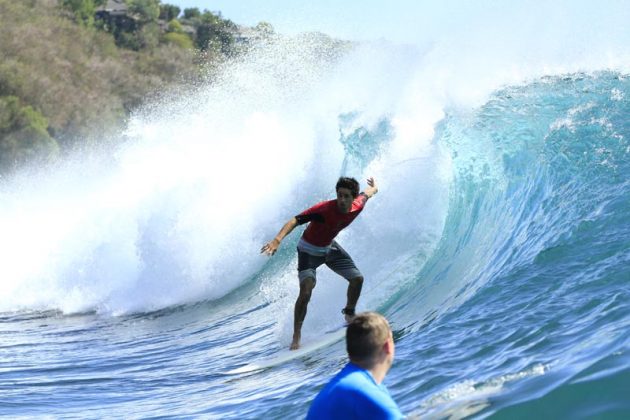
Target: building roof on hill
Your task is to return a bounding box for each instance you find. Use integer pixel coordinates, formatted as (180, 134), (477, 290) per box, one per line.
(97, 0), (128, 16)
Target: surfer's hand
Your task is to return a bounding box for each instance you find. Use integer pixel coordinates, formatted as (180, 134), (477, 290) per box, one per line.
(365, 177), (378, 198)
(261, 239), (280, 256)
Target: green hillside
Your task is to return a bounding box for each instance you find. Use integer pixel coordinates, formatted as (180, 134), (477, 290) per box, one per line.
(0, 0), (268, 174)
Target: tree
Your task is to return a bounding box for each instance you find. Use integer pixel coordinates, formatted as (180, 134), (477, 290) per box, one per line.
(137, 22), (161, 50)
(159, 3), (180, 21)
(59, 0), (96, 27)
(163, 32), (193, 49)
(164, 19), (194, 49)
(166, 18), (183, 33)
(255, 21), (275, 38)
(195, 11), (236, 54)
(0, 96), (59, 172)
(127, 0), (160, 23)
(113, 0), (161, 50)
(183, 7), (200, 19)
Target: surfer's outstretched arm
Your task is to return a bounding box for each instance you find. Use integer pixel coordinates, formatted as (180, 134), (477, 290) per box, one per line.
(261, 217), (298, 256)
(364, 177), (379, 199)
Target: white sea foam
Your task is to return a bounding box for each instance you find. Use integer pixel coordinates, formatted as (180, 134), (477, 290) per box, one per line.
(414, 364), (549, 419)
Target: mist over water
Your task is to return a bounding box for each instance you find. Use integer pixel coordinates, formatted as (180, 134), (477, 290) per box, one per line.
(1, 2), (629, 417)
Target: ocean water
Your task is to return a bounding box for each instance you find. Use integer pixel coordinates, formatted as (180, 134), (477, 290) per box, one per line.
(1, 6), (630, 419)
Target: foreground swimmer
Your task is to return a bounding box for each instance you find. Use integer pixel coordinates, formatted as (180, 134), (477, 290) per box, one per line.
(261, 177), (378, 350)
(307, 312), (403, 419)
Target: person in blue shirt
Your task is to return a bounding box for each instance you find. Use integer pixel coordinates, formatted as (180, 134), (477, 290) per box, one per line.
(307, 312), (404, 419)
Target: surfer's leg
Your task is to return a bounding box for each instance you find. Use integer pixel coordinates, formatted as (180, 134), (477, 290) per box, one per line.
(292, 277), (315, 350)
(326, 241), (364, 321)
(345, 276), (364, 320)
(294, 249), (324, 350)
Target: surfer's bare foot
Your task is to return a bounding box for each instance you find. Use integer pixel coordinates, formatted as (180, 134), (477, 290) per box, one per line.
(290, 335), (300, 350)
(342, 307), (356, 325)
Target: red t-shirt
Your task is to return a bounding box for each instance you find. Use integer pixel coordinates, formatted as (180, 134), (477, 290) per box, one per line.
(296, 193), (368, 247)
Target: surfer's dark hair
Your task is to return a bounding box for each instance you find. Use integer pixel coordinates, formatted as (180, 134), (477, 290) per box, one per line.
(346, 312), (391, 366)
(336, 177), (360, 198)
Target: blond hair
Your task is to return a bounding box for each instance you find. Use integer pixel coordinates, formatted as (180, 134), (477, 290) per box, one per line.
(346, 312), (391, 366)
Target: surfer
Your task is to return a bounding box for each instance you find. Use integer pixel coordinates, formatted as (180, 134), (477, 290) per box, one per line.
(306, 312), (403, 419)
(261, 176), (378, 350)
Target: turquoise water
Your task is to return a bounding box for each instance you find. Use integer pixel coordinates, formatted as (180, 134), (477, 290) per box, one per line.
(1, 28), (629, 419)
(393, 73), (630, 418)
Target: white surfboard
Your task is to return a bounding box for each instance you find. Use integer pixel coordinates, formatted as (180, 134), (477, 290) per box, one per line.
(223, 326), (346, 375)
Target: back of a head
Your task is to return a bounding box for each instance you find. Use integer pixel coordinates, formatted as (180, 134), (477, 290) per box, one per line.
(346, 312), (391, 366)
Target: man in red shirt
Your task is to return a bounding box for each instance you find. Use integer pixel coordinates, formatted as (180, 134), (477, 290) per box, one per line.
(261, 177), (379, 350)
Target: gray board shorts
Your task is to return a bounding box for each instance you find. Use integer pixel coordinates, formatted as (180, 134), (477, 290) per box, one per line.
(297, 241), (362, 284)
